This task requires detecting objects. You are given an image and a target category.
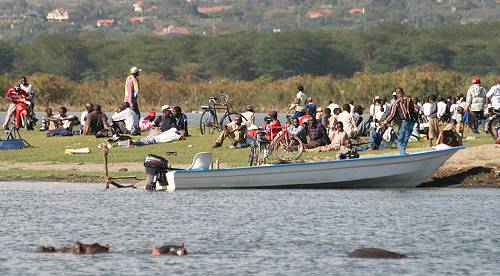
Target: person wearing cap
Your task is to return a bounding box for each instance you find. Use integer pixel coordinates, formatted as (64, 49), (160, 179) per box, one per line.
(466, 76), (487, 134)
(213, 114), (247, 148)
(152, 105), (175, 132)
(124, 67), (141, 124)
(241, 105), (256, 127)
(139, 110), (157, 132)
(111, 102), (139, 134)
(390, 91), (398, 107)
(3, 84), (27, 129)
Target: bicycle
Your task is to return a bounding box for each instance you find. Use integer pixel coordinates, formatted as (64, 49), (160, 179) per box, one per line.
(199, 94), (246, 135)
(248, 115), (304, 166)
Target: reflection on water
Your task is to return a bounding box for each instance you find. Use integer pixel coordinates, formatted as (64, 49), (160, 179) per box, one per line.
(0, 182), (499, 275)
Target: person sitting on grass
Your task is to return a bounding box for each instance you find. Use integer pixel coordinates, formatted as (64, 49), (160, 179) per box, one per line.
(306, 121), (347, 153)
(152, 105), (175, 133)
(139, 111), (157, 132)
(172, 106), (189, 137)
(213, 115), (247, 148)
(304, 118), (330, 149)
(287, 117), (306, 143)
(50, 106), (80, 132)
(111, 102), (138, 134)
(40, 108), (57, 131)
(337, 139), (360, 160)
(85, 105), (111, 137)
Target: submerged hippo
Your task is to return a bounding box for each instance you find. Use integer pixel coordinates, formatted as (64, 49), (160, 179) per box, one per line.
(151, 242), (187, 256)
(348, 248), (407, 259)
(34, 242), (109, 254)
(73, 242), (110, 254)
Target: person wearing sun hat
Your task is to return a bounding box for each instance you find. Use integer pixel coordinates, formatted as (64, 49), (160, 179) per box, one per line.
(124, 66), (141, 117)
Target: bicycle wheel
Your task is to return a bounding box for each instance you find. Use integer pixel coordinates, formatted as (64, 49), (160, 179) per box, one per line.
(248, 144), (256, 166)
(220, 112), (247, 129)
(200, 109), (217, 135)
(274, 134), (304, 162)
(257, 142), (270, 165)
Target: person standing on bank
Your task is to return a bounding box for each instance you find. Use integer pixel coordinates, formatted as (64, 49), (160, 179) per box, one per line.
(125, 66), (141, 133)
(466, 76), (487, 134)
(383, 87), (419, 155)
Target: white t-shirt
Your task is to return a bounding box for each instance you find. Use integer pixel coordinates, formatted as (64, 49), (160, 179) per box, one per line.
(112, 108), (138, 131)
(296, 91), (307, 106)
(422, 102), (432, 117)
(437, 101), (447, 118)
(449, 103), (458, 120)
(487, 84), (500, 109)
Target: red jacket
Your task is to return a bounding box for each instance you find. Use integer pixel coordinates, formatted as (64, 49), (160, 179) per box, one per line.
(5, 88), (27, 104)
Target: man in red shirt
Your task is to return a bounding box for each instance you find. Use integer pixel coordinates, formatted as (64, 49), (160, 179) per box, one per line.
(266, 111), (281, 140)
(3, 85), (27, 129)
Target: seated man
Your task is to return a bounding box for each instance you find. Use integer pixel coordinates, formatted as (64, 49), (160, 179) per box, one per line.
(40, 108), (57, 131)
(139, 111), (156, 132)
(304, 119), (330, 149)
(265, 111), (281, 140)
(85, 105), (111, 136)
(172, 106), (189, 137)
(111, 102), (138, 134)
(50, 106), (80, 132)
(337, 139), (360, 160)
(213, 115), (247, 148)
(287, 118), (306, 143)
(367, 124), (387, 151)
(307, 121), (347, 152)
(241, 105), (256, 127)
(152, 105), (175, 133)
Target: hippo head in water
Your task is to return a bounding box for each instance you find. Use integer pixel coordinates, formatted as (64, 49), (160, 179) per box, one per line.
(348, 248), (407, 259)
(73, 242), (110, 254)
(151, 242), (187, 256)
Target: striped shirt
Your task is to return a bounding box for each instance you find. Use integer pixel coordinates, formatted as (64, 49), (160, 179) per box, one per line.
(386, 97), (418, 124)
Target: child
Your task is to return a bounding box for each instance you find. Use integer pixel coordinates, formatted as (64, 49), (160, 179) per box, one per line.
(337, 139), (360, 160)
(39, 108), (57, 131)
(455, 106), (464, 137)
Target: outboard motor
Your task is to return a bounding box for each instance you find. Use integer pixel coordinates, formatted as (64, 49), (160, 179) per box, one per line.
(144, 154), (169, 191)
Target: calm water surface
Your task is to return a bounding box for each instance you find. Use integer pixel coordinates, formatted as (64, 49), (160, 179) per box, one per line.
(0, 182), (499, 275)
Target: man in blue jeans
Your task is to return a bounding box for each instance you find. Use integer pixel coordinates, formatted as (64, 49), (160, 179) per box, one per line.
(383, 87), (419, 155)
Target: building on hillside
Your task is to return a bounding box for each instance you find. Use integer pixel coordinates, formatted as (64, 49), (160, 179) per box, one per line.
(47, 8), (69, 22)
(129, 17), (146, 23)
(196, 5), (232, 15)
(157, 24), (191, 36)
(273, 28), (282, 33)
(0, 16), (25, 24)
(96, 19), (116, 27)
(348, 8), (365, 15)
(306, 7), (335, 18)
(133, 2), (143, 13)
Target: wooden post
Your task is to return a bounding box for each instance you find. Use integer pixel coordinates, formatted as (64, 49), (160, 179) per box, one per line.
(102, 144), (110, 190)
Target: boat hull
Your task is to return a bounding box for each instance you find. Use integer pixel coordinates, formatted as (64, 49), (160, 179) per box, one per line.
(164, 147), (463, 190)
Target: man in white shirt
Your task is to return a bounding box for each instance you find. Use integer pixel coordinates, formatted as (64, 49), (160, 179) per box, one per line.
(487, 76), (500, 110)
(422, 98), (432, 117)
(437, 97), (447, 120)
(241, 105), (256, 127)
(112, 102), (138, 134)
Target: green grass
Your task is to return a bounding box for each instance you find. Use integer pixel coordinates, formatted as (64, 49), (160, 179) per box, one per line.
(0, 126), (495, 181)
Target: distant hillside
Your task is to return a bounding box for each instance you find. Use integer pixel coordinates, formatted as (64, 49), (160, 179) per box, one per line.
(0, 0), (500, 42)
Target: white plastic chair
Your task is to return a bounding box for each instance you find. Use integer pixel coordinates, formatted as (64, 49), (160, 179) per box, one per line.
(187, 152), (212, 170)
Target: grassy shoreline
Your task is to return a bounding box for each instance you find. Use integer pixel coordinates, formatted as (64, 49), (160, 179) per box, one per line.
(0, 127), (498, 186)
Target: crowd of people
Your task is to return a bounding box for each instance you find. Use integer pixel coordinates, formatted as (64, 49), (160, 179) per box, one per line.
(3, 67), (500, 155)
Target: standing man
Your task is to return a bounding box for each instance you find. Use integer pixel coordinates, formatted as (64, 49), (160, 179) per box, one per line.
(383, 87), (419, 155)
(125, 66), (141, 132)
(466, 76), (487, 134)
(487, 76), (500, 111)
(427, 95), (440, 147)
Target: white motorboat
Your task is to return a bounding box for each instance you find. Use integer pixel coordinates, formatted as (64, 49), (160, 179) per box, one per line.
(157, 146), (463, 191)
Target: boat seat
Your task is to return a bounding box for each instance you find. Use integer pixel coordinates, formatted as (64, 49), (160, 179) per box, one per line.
(187, 152), (212, 170)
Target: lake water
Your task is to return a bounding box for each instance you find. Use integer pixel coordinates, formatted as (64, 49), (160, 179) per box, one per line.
(0, 182), (499, 275)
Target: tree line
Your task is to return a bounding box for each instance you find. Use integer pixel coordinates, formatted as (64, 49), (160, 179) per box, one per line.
(0, 21), (499, 82)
